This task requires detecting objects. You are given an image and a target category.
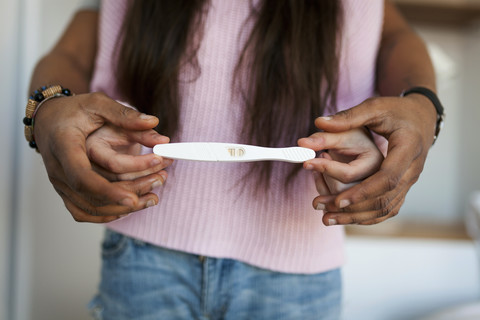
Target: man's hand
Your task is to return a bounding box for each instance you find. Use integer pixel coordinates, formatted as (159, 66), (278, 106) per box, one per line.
(302, 94), (436, 225)
(34, 92), (170, 223)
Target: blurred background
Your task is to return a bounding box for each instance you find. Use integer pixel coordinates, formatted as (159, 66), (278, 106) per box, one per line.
(1, 0), (479, 319)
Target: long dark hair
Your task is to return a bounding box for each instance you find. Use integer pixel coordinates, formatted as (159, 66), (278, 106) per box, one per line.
(117, 0), (343, 189)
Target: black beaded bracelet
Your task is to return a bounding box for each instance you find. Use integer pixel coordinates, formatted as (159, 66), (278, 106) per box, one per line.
(23, 85), (73, 150)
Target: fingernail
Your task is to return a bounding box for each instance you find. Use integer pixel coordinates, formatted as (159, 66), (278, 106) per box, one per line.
(316, 203), (325, 211)
(146, 199), (156, 208)
(151, 157), (162, 166)
(321, 116), (332, 121)
(339, 199), (351, 208)
(163, 158), (174, 166)
(151, 179), (164, 189)
(139, 113), (155, 120)
(304, 163), (313, 170)
(328, 219), (337, 226)
(120, 197), (134, 207)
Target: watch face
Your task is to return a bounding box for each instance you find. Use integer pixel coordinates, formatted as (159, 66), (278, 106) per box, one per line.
(438, 116), (445, 131)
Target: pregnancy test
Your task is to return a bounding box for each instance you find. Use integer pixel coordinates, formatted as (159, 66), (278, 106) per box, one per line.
(153, 142), (315, 163)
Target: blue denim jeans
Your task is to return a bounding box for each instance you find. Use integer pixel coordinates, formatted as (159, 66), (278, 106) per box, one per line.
(88, 229), (342, 320)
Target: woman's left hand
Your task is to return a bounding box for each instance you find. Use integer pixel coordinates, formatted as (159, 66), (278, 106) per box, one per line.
(298, 127), (384, 226)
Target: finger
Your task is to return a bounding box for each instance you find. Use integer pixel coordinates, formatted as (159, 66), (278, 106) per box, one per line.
(313, 98), (396, 134)
(125, 129), (170, 148)
(54, 174), (162, 216)
(305, 157), (370, 184)
(83, 92), (160, 131)
(88, 137), (173, 174)
(313, 194), (336, 212)
(312, 171), (330, 196)
(304, 152), (381, 184)
(116, 172), (167, 197)
(92, 161), (170, 181)
(325, 174), (411, 215)
(61, 192), (161, 223)
(93, 193), (159, 216)
(55, 180), (131, 219)
(298, 132), (343, 151)
(299, 127), (376, 153)
(116, 164), (171, 181)
(321, 179), (410, 226)
(62, 196), (124, 223)
(357, 198), (405, 225)
(323, 194), (405, 226)
(298, 129), (371, 152)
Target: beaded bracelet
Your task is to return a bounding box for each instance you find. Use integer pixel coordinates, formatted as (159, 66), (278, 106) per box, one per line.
(23, 85), (73, 150)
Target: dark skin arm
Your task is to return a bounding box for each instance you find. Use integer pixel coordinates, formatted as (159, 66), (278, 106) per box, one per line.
(30, 10), (97, 93)
(299, 0), (437, 225)
(30, 10), (171, 223)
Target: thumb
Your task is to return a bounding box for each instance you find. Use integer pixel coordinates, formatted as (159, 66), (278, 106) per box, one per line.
(86, 93), (159, 131)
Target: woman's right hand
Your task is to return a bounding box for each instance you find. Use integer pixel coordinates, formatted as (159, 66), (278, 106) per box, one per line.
(34, 92), (171, 223)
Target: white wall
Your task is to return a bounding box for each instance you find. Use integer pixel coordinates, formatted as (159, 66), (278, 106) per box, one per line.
(5, 1), (104, 320)
(460, 25), (480, 215)
(2, 1), (479, 320)
(0, 1), (21, 319)
(398, 23), (480, 224)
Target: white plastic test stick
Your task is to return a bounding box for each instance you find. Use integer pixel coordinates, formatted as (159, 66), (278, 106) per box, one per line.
(153, 142), (315, 163)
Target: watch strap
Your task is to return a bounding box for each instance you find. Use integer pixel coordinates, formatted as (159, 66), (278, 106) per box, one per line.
(401, 86), (445, 145)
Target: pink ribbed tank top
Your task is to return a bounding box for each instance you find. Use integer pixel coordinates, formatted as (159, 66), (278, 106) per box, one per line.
(91, 0), (384, 273)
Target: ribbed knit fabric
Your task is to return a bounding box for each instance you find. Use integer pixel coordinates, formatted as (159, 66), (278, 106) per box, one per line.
(90, 0), (384, 274)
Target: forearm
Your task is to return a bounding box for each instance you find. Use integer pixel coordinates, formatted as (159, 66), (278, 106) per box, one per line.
(376, 1), (436, 96)
(29, 10), (98, 94)
(31, 52), (91, 94)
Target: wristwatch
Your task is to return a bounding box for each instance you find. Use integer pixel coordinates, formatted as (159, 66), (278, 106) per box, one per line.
(401, 86), (445, 145)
